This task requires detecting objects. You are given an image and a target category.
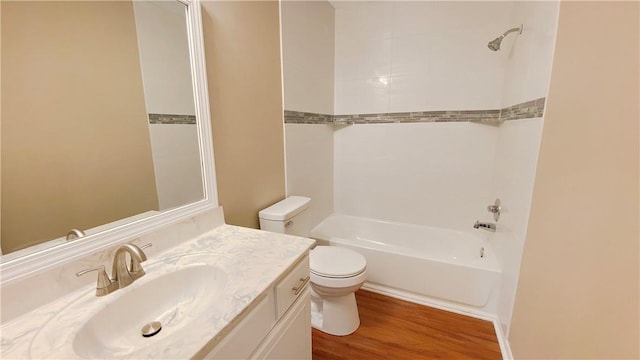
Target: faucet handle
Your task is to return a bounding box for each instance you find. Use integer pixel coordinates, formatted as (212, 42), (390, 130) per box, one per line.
(487, 198), (502, 221)
(76, 265), (117, 297)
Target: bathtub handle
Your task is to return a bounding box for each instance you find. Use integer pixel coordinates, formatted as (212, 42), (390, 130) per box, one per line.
(292, 276), (310, 295)
(487, 198), (501, 221)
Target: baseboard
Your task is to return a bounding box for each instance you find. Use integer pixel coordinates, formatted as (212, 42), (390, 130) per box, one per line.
(361, 282), (513, 360)
(492, 320), (513, 360)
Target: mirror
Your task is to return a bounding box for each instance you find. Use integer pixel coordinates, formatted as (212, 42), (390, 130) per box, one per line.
(0, 0), (217, 275)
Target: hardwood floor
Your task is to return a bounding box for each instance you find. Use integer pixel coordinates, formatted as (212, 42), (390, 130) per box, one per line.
(312, 290), (502, 360)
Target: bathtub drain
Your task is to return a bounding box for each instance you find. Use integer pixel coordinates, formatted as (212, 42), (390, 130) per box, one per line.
(480, 247), (485, 258)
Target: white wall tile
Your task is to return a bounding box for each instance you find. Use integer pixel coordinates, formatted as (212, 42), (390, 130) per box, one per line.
(281, 0), (334, 113)
(282, 1), (336, 222)
(282, 1), (335, 74)
(425, 23), (507, 110)
(501, 1), (559, 107)
(391, 1), (435, 37)
(149, 124), (203, 210)
(409, 1), (512, 31)
(334, 1), (393, 41)
(335, 37), (392, 81)
(285, 124), (334, 229)
(487, 118), (544, 336)
(284, 61), (334, 114)
(490, 1), (559, 336)
(335, 77), (390, 115)
(335, 1), (513, 114)
(390, 34), (431, 77)
(334, 123), (499, 232)
(388, 74), (431, 112)
(133, 1), (195, 115)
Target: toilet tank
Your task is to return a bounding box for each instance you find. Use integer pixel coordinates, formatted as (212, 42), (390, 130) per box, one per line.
(259, 196), (311, 237)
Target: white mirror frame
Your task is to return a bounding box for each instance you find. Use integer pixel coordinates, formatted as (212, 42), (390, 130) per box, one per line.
(0, 0), (217, 284)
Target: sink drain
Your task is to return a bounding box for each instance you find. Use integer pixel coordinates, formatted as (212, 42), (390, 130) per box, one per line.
(141, 321), (162, 338)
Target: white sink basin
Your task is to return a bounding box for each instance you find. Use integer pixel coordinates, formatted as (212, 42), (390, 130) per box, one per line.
(30, 262), (227, 359)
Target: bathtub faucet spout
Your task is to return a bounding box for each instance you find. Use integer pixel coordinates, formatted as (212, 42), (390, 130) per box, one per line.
(474, 221), (496, 232)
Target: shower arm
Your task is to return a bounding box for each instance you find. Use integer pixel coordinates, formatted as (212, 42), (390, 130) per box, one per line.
(500, 25), (523, 39)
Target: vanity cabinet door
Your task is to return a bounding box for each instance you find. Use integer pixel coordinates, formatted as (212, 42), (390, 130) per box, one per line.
(204, 293), (276, 359)
(203, 255), (311, 359)
(253, 288), (312, 360)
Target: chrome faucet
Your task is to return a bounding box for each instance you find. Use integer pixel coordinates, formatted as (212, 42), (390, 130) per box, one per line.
(76, 243), (150, 296)
(474, 221), (496, 232)
(112, 244), (148, 289)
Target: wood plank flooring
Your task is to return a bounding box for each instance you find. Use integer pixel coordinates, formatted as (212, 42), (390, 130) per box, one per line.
(312, 290), (502, 360)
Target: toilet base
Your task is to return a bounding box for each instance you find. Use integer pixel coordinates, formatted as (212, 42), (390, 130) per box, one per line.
(310, 291), (360, 336)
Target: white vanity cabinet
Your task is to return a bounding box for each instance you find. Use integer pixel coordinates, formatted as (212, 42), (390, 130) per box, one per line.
(204, 255), (312, 359)
(0, 224), (316, 359)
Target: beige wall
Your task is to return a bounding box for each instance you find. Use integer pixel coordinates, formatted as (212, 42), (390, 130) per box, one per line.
(1, 1), (158, 253)
(510, 2), (639, 358)
(201, 1), (285, 228)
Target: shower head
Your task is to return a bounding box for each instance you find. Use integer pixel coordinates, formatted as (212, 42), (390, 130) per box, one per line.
(488, 36), (503, 51)
(488, 24), (523, 51)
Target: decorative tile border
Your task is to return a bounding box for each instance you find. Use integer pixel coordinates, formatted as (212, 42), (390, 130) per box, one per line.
(148, 113), (196, 125)
(284, 97), (545, 126)
(282, 111), (334, 124)
(499, 97), (545, 121)
(334, 109), (502, 125)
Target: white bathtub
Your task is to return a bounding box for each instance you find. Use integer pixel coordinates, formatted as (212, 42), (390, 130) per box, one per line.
(309, 214), (501, 309)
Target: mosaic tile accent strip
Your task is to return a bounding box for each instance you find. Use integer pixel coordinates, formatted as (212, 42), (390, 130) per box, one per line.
(284, 110), (333, 124)
(334, 109), (502, 125)
(284, 97), (545, 127)
(499, 97), (545, 121)
(148, 113), (196, 125)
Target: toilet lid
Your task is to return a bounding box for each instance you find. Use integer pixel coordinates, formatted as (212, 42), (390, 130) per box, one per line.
(310, 246), (366, 278)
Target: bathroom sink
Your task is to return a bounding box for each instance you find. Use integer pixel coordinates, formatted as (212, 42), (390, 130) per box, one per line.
(30, 263), (227, 359)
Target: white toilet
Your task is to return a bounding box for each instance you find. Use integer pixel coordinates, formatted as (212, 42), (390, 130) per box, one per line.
(259, 196), (367, 336)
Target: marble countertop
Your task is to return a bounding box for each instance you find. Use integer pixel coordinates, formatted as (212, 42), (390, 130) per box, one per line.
(0, 225), (315, 359)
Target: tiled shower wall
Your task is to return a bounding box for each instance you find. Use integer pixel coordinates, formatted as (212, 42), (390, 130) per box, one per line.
(334, 1), (512, 114)
(282, 0), (335, 228)
(134, 1), (203, 210)
(334, 122), (499, 231)
(490, 1), (560, 336)
(330, 1), (555, 231)
(282, 0), (559, 332)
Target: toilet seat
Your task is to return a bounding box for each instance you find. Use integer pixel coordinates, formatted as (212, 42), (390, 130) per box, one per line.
(310, 267), (367, 289)
(310, 246), (367, 278)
